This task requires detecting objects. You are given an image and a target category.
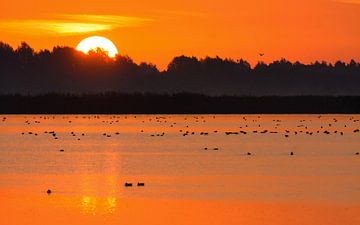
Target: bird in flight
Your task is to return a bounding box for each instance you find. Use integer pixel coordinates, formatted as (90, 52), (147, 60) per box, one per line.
(259, 53), (264, 57)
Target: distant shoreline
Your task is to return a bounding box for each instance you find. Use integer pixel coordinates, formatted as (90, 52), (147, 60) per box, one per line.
(1, 93), (360, 114)
(1, 43), (360, 96)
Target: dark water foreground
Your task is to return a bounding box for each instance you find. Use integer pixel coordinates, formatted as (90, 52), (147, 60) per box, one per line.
(1, 93), (360, 114)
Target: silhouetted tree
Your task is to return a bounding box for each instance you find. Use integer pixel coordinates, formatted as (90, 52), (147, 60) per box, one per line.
(0, 41), (359, 95)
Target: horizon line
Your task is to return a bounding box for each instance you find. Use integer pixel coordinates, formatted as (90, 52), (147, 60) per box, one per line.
(1, 41), (359, 69)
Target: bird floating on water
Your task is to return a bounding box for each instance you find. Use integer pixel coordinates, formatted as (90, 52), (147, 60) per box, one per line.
(124, 182), (133, 187)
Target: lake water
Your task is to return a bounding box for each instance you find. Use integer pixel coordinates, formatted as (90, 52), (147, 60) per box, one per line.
(0, 115), (359, 225)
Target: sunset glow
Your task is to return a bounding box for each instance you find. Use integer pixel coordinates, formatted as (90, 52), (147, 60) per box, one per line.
(1, 0), (360, 225)
(76, 36), (119, 57)
(1, 0), (359, 69)
(0, 14), (149, 36)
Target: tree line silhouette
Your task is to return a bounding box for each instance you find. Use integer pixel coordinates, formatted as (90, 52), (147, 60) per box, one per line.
(0, 41), (360, 95)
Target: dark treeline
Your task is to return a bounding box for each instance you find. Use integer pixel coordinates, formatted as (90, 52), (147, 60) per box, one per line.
(1, 93), (360, 114)
(1, 42), (360, 95)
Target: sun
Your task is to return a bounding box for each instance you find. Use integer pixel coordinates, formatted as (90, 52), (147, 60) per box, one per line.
(76, 36), (119, 58)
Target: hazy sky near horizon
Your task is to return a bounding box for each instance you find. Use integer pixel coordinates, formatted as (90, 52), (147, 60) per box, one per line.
(1, 0), (359, 69)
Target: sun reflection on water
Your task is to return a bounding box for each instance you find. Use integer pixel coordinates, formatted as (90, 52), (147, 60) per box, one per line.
(81, 196), (97, 214)
(80, 195), (117, 215)
(105, 196), (117, 214)
(79, 153), (120, 215)
(79, 175), (119, 215)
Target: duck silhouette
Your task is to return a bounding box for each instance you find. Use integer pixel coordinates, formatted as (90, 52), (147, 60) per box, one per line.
(124, 182), (133, 187)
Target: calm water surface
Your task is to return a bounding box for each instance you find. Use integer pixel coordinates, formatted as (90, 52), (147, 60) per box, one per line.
(0, 115), (359, 225)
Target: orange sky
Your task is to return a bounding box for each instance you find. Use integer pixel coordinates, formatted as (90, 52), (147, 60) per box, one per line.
(1, 0), (360, 69)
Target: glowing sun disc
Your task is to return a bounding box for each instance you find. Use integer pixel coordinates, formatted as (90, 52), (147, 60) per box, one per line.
(76, 36), (118, 58)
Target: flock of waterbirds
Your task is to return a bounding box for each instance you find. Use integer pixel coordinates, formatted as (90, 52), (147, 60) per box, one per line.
(14, 115), (360, 139)
(2, 115), (360, 194)
(45, 182), (145, 195)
